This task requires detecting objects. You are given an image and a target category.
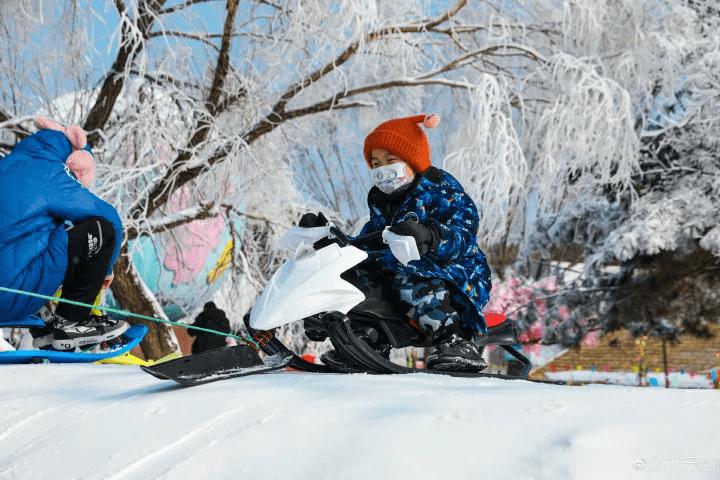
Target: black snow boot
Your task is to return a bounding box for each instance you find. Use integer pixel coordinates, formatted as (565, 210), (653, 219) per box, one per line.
(426, 334), (487, 373)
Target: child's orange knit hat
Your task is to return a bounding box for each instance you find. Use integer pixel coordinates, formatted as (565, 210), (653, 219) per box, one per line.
(363, 114), (440, 173)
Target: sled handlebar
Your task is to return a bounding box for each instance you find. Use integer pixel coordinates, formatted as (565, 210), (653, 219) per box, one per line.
(329, 226), (418, 265)
(328, 226), (382, 248)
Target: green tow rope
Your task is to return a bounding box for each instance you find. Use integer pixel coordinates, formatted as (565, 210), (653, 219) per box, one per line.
(0, 286), (260, 349)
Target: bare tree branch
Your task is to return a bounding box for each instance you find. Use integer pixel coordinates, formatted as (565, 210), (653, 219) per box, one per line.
(85, 0), (170, 141)
(130, 0), (478, 219)
(157, 0), (218, 16)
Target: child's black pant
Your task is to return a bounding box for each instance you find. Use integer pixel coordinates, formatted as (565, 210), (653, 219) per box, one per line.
(54, 217), (116, 321)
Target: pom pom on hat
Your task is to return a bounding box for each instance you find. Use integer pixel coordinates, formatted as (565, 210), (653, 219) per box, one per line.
(363, 114), (440, 173)
(34, 116), (96, 186)
(423, 113), (440, 129)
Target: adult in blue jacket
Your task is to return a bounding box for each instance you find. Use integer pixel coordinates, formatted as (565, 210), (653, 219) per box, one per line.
(0, 117), (127, 350)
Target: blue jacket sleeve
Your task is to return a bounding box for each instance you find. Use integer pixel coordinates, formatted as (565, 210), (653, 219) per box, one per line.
(45, 169), (123, 276)
(423, 187), (480, 263)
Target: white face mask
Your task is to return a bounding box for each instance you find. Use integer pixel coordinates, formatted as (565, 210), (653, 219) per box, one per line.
(371, 162), (413, 194)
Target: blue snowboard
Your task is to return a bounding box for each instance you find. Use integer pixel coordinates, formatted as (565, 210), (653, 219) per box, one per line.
(0, 324), (148, 364)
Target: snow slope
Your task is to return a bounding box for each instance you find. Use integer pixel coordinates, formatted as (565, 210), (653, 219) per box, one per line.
(1, 363), (718, 480)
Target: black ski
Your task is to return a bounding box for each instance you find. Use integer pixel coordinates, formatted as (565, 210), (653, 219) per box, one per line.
(141, 344), (293, 386)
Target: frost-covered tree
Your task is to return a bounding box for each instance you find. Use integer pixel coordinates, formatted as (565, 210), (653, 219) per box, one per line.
(512, 1), (720, 345)
(2, 0), (718, 357)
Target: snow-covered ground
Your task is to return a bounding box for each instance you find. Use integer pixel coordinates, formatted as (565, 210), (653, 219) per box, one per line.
(1, 362), (719, 480)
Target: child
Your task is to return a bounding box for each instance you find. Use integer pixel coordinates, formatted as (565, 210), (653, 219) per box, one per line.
(0, 118), (128, 350)
(355, 113), (492, 372)
(306, 114), (492, 372)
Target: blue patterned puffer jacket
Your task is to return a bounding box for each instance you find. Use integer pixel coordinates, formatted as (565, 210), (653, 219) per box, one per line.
(355, 166), (492, 333)
(0, 129), (122, 325)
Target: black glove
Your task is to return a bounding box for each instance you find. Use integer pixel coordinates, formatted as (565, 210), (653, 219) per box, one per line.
(299, 212), (328, 228)
(388, 221), (439, 255)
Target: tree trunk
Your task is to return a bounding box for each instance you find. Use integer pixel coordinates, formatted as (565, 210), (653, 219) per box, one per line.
(110, 245), (180, 360)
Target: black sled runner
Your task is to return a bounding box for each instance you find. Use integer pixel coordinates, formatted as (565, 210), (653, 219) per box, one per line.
(141, 344), (292, 386)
